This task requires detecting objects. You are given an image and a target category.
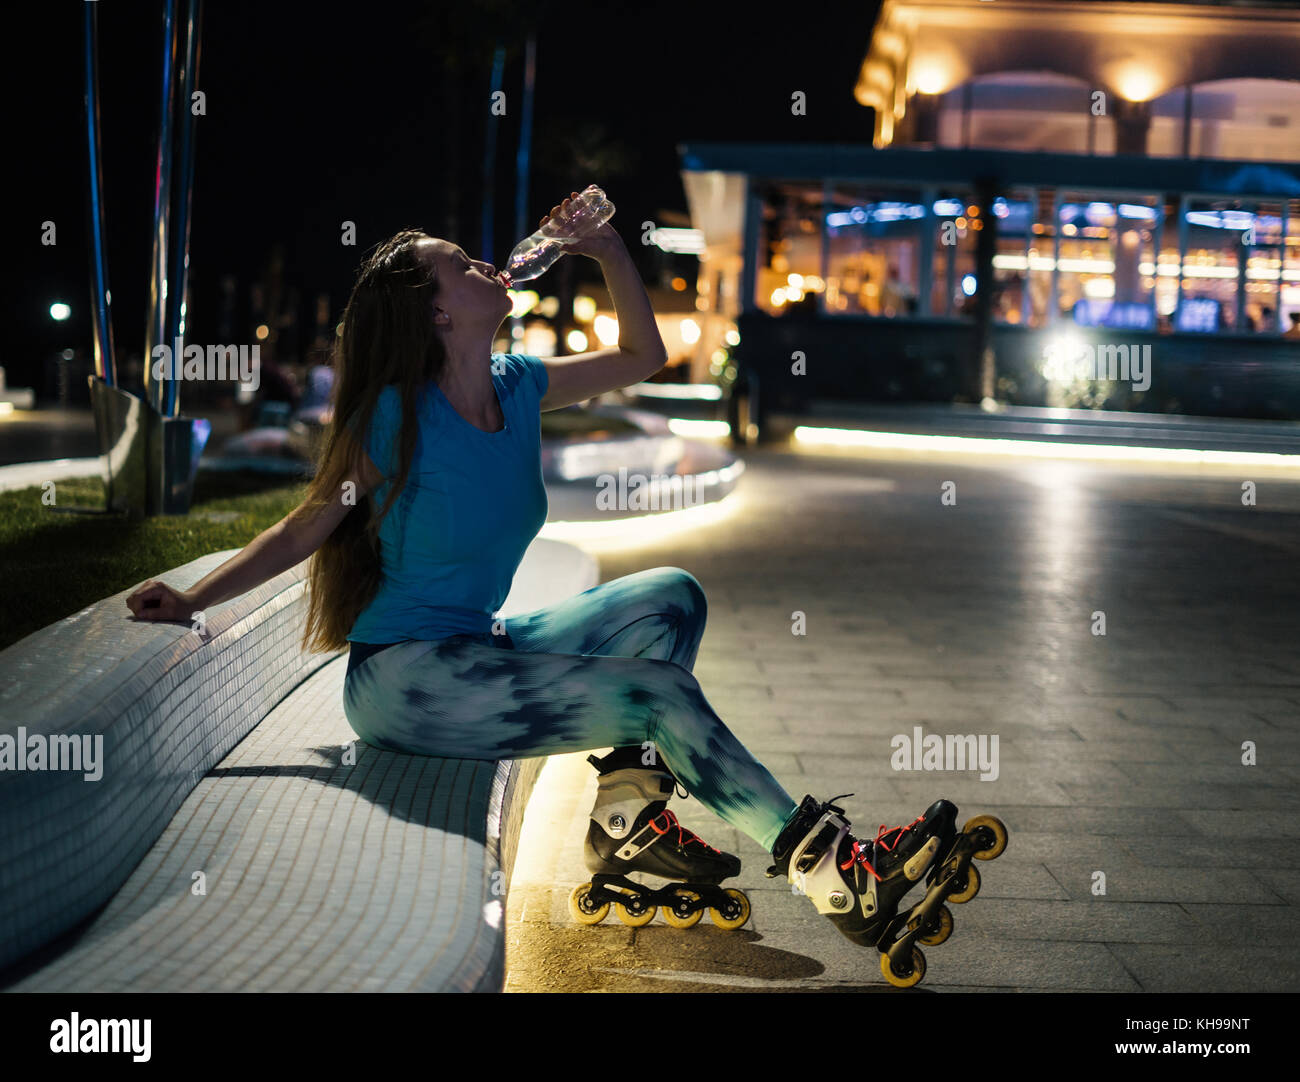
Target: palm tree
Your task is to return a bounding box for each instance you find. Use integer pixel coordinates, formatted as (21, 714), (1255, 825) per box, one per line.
(409, 1), (549, 241)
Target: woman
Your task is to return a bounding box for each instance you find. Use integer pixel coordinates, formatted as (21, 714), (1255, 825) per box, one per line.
(127, 195), (980, 984)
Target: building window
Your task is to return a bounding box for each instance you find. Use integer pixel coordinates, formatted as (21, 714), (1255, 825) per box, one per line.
(1175, 196), (1284, 332)
(988, 189), (1042, 326)
(1246, 201), (1285, 334)
(930, 191), (978, 319)
(1055, 193), (1162, 331)
(935, 72), (1108, 156)
(755, 180), (824, 316)
(822, 185), (925, 317)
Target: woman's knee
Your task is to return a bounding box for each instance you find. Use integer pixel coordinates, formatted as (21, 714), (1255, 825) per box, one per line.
(647, 566), (706, 626)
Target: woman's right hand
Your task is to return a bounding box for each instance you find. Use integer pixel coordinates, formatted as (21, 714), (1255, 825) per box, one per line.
(126, 579), (200, 623)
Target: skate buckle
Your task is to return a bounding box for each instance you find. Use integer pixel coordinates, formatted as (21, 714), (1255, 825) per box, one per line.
(903, 836), (941, 881)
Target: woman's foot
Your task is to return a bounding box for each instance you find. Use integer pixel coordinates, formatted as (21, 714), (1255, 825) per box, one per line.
(766, 792), (958, 946)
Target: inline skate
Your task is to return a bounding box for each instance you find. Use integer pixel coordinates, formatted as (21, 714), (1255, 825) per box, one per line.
(569, 746), (751, 930)
(767, 793), (1007, 987)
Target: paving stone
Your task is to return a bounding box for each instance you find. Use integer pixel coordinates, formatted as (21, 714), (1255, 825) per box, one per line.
(1106, 943), (1300, 992)
(954, 898), (1203, 943)
(505, 450), (1300, 992)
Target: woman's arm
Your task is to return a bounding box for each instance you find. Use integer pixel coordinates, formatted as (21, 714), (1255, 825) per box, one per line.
(533, 193), (668, 411)
(127, 451), (383, 621)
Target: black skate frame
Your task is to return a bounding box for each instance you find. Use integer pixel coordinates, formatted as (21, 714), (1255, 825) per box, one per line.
(578, 873), (748, 924)
(877, 820), (1001, 980)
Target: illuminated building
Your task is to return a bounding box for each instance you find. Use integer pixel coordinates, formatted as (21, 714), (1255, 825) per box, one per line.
(679, 0), (1300, 427)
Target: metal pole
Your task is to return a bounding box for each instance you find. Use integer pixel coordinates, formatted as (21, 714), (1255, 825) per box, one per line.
(84, 0), (116, 387)
(481, 44), (504, 265)
(1049, 189), (1062, 326)
(509, 34), (535, 351)
(145, 0), (179, 415)
(1151, 196), (1163, 329)
(919, 185), (935, 317)
(819, 178), (830, 317)
(164, 0), (203, 418)
(1175, 194), (1188, 324)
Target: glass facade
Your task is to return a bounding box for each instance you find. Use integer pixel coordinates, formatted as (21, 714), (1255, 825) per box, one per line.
(754, 181), (1300, 337)
(824, 184), (925, 317)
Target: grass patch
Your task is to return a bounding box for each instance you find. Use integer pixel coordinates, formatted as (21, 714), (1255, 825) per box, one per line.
(0, 410), (640, 650)
(0, 469), (307, 650)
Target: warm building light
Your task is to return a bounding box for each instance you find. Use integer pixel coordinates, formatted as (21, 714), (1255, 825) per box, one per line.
(566, 329), (588, 351)
(255, 324), (270, 340)
(510, 290), (540, 318)
(573, 295), (597, 322)
(911, 60), (954, 96)
(593, 314), (619, 346)
(1111, 62), (1162, 103)
(680, 318), (700, 345)
(793, 426), (1300, 471)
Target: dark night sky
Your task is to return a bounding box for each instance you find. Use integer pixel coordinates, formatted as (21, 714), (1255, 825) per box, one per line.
(11, 0), (880, 389)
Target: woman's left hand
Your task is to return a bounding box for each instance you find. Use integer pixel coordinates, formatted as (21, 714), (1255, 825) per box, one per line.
(540, 192), (623, 261)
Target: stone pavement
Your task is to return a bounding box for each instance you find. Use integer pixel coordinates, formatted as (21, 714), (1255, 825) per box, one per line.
(507, 445), (1300, 992)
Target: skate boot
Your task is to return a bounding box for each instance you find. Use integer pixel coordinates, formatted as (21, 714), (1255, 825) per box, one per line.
(569, 746), (751, 930)
(766, 793), (1007, 987)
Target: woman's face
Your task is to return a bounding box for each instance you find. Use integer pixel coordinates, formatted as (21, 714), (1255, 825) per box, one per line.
(420, 238), (511, 325)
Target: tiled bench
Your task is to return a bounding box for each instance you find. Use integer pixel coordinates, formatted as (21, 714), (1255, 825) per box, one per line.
(0, 537), (598, 991)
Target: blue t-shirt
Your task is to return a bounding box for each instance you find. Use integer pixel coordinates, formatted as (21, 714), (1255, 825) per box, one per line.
(347, 352), (550, 644)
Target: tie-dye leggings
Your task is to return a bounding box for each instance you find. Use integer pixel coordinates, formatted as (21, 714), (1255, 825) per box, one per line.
(342, 566), (800, 852)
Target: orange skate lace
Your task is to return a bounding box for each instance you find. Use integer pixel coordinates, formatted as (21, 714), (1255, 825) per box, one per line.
(651, 810), (723, 854)
(839, 814), (926, 882)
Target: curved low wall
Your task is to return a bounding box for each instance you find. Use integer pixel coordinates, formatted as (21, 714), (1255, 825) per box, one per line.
(0, 537), (598, 988)
(0, 551), (338, 971)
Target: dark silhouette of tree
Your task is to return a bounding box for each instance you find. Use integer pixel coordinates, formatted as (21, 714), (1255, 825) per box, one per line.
(535, 118), (638, 354)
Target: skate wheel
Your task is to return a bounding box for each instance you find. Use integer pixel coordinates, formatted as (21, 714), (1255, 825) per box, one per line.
(569, 883), (610, 925)
(963, 815), (1008, 861)
(614, 900), (657, 927)
(663, 889), (704, 929)
(947, 863), (980, 904)
(709, 888), (751, 930)
(912, 903), (953, 946)
(881, 945), (926, 988)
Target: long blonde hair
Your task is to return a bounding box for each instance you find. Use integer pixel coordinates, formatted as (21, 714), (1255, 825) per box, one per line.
(299, 229), (446, 653)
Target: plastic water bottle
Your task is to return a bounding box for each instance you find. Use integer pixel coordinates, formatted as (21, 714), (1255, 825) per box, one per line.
(499, 184), (615, 287)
